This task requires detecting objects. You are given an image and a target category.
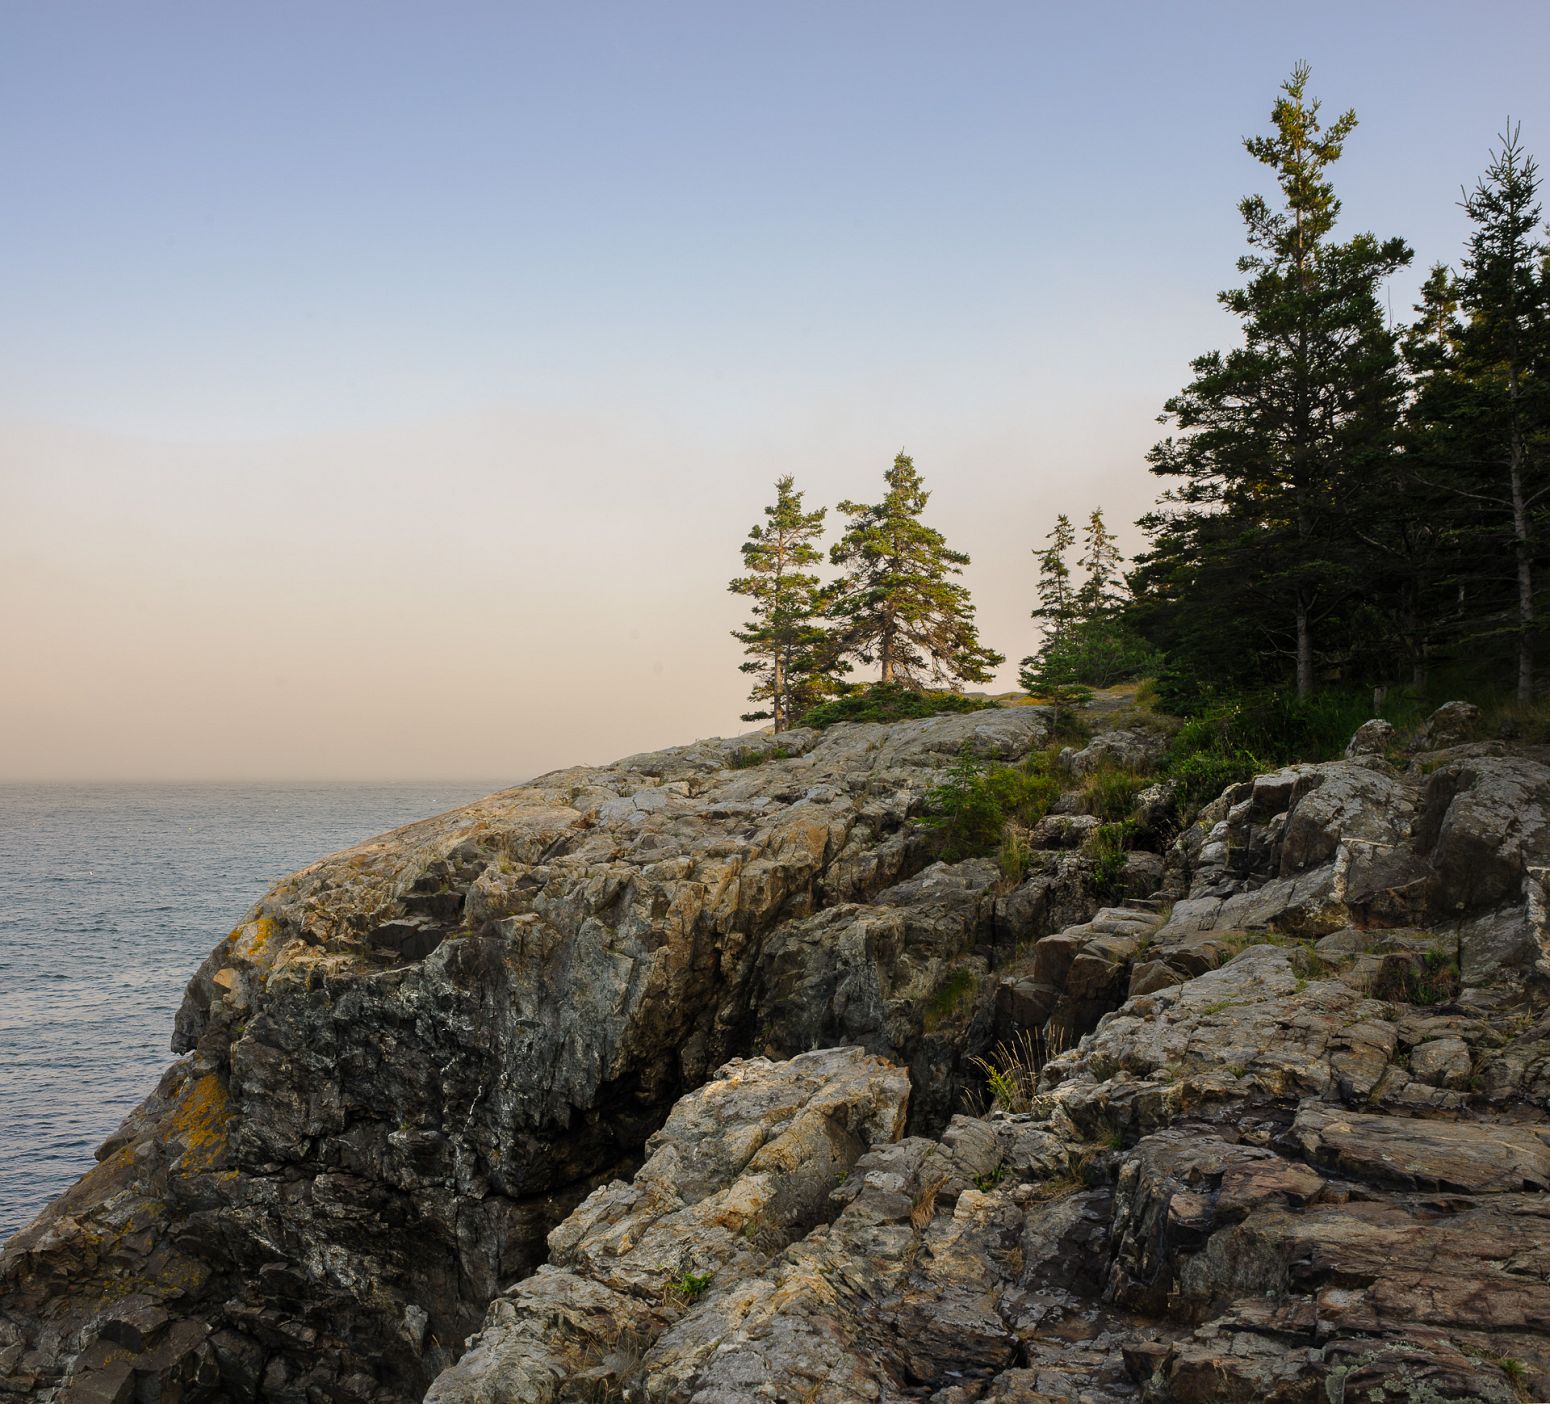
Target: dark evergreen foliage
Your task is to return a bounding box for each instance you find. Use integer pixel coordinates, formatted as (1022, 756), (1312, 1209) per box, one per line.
(1021, 508), (1154, 707)
(1134, 64), (1412, 701)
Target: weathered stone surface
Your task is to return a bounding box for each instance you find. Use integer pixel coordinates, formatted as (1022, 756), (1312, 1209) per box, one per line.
(13, 694), (1550, 1404)
(1066, 726), (1168, 778)
(1149, 743), (1550, 992)
(425, 1048), (908, 1404)
(1345, 717), (1396, 759)
(1416, 699), (1485, 750)
(0, 706), (1054, 1404)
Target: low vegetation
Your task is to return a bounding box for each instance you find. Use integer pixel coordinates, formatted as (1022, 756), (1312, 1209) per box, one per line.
(923, 744), (1061, 861)
(924, 968), (978, 1030)
(1087, 822), (1132, 900)
(971, 1026), (1066, 1114)
(667, 1269), (715, 1304)
(801, 683), (994, 730)
(727, 744), (794, 769)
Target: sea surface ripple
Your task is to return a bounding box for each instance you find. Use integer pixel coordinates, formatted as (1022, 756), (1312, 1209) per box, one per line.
(0, 780), (504, 1244)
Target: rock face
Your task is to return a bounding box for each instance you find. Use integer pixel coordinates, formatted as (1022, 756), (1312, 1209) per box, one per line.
(8, 698), (1550, 1404)
(425, 1047), (909, 1404)
(0, 707), (1073, 1403)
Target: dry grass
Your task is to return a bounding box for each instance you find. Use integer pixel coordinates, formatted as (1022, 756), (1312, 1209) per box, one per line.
(971, 1024), (1068, 1114)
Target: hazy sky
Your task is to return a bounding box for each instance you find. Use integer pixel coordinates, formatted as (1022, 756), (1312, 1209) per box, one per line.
(4, 2), (1549, 782)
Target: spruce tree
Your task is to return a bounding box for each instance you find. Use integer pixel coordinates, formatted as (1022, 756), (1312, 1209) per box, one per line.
(1019, 514), (1089, 710)
(728, 476), (835, 730)
(1076, 510), (1125, 616)
(1022, 508), (1152, 699)
(1139, 64), (1411, 699)
(1029, 514), (1077, 646)
(1451, 128), (1547, 701)
(826, 452), (1004, 688)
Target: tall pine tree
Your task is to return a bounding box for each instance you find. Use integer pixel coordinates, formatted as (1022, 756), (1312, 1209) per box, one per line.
(1019, 513), (1087, 708)
(1076, 510), (1125, 616)
(826, 452), (1004, 687)
(1463, 128), (1549, 701)
(729, 476), (836, 730)
(1138, 64), (1411, 699)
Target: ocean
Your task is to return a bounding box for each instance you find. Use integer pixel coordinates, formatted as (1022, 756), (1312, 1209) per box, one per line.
(0, 780), (507, 1244)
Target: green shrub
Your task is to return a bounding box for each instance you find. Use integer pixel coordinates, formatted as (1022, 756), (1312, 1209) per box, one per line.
(1088, 821), (1131, 900)
(1166, 748), (1264, 808)
(1167, 690), (1429, 768)
(728, 744), (792, 769)
(800, 683), (994, 730)
(925, 745), (1061, 860)
(1081, 765), (1146, 822)
(668, 1269), (714, 1303)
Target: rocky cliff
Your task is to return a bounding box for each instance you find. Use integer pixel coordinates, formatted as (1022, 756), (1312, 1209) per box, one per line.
(5, 701), (1550, 1403)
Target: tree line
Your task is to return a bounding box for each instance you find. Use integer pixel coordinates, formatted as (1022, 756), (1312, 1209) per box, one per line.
(1135, 64), (1550, 709)
(732, 65), (1550, 727)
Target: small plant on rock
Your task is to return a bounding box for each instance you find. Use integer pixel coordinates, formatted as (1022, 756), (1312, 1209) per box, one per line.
(997, 826), (1033, 883)
(972, 1026), (1063, 1114)
(1088, 821), (1131, 900)
(973, 1162), (1008, 1191)
(667, 1269), (715, 1304)
(924, 968), (978, 1030)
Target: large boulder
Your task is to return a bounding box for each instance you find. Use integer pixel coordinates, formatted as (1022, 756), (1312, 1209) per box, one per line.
(1416, 700), (1485, 750)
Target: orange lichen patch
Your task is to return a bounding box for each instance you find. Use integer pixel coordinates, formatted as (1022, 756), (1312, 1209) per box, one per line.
(167, 1073), (231, 1173)
(226, 914), (282, 964)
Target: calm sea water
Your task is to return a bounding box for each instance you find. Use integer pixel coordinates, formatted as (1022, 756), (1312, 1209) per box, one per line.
(0, 781), (506, 1244)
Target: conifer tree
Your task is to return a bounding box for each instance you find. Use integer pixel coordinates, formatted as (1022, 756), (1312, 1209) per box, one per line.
(826, 452), (1004, 687)
(1022, 507), (1152, 699)
(1029, 514), (1077, 646)
(1446, 128), (1547, 701)
(1076, 510), (1125, 616)
(728, 476), (835, 730)
(1018, 513), (1089, 710)
(1138, 64), (1411, 699)
(1400, 128), (1550, 702)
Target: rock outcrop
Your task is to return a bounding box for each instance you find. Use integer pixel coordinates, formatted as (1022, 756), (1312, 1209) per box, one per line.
(7, 698), (1550, 1404)
(1, 708), (1075, 1403)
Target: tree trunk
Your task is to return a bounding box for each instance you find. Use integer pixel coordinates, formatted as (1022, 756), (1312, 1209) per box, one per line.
(1509, 360), (1534, 705)
(880, 624), (894, 685)
(772, 651), (786, 732)
(1296, 595), (1313, 700)
(1403, 587), (1428, 692)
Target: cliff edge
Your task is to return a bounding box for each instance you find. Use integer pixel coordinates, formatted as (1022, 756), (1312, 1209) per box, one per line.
(5, 701), (1550, 1403)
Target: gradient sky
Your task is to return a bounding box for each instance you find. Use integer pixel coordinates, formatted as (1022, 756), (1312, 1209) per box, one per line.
(4, 2), (1549, 782)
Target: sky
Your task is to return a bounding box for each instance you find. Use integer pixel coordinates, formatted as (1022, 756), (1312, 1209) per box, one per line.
(3, 2), (1549, 782)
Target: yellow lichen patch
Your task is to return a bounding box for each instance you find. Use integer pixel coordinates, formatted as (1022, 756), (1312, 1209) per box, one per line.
(167, 1072), (231, 1173)
(227, 914), (281, 961)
